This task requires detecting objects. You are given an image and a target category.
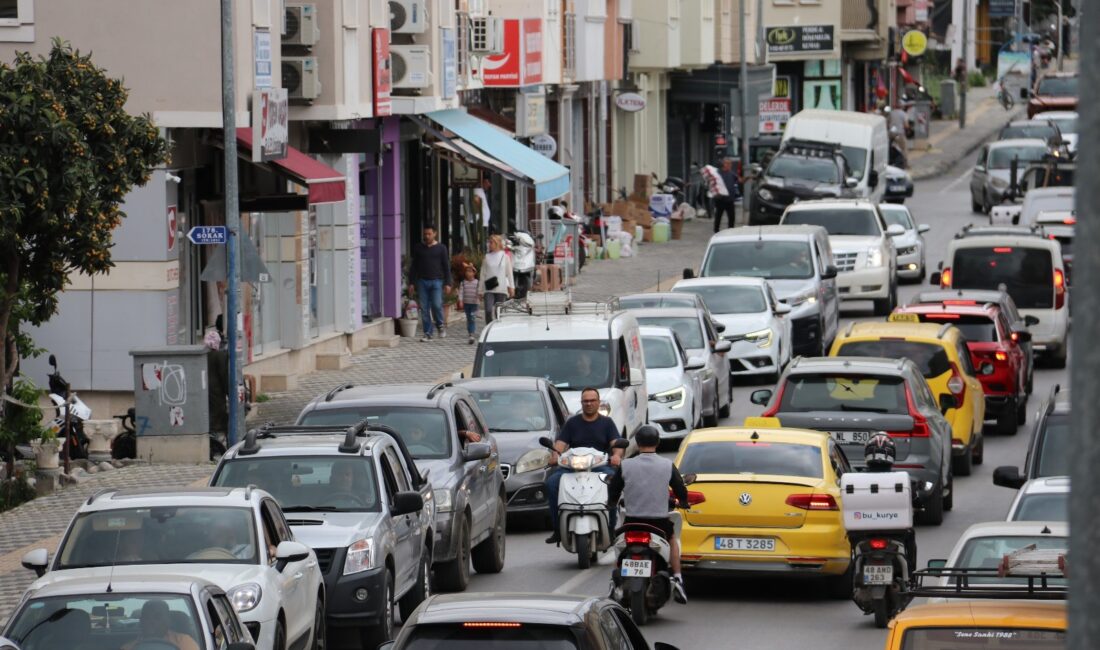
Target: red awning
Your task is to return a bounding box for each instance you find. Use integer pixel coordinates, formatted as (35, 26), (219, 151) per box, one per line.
(236, 128), (346, 204)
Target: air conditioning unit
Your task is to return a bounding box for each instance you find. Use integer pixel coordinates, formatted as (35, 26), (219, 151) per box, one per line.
(284, 3), (320, 47)
(390, 0), (429, 34)
(390, 45), (432, 88)
(470, 17), (504, 54)
(282, 57), (322, 100)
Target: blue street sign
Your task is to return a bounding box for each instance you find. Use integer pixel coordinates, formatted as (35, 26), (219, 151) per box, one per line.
(187, 226), (228, 245)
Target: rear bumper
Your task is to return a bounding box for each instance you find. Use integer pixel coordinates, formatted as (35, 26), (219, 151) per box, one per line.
(324, 564), (389, 628)
(981, 394), (1015, 418)
(679, 523), (850, 577)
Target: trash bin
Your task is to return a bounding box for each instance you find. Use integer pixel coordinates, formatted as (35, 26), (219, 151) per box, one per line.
(130, 345), (213, 463)
(912, 100), (933, 141)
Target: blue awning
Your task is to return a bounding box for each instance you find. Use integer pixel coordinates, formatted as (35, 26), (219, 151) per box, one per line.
(419, 109), (570, 203)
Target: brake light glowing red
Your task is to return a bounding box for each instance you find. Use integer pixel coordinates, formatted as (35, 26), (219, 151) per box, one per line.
(940, 268), (952, 288)
(869, 538), (889, 550)
(624, 531), (652, 545)
(1063, 216), (1076, 225)
(995, 351), (1008, 362)
(994, 247), (1014, 253)
(925, 313), (959, 319)
(1054, 269), (1066, 309)
(464, 622), (522, 628)
(901, 385), (933, 437)
(944, 300), (976, 305)
(785, 494), (839, 511)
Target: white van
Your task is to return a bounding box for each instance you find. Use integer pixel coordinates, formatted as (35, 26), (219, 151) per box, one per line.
(471, 298), (648, 439)
(782, 109), (889, 202)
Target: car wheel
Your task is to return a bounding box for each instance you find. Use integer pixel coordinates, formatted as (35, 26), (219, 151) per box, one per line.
(944, 473), (954, 511)
(311, 595), (326, 650)
(872, 293), (893, 316)
(951, 445), (973, 476)
(274, 618), (287, 650)
(971, 192), (983, 213)
(1016, 394), (1028, 425)
(1026, 369), (1034, 395)
(399, 545), (432, 621)
(718, 388), (731, 419)
(360, 570), (394, 649)
(997, 398), (1019, 435)
(472, 498), (507, 574)
(972, 434), (984, 465)
(825, 563), (854, 599)
(983, 191), (993, 215)
(916, 482), (945, 526)
(703, 393), (719, 427)
(1049, 347), (1067, 369)
(434, 515), (471, 592)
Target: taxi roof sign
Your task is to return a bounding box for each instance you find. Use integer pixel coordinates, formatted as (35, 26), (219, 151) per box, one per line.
(743, 416), (782, 429)
(888, 312), (921, 323)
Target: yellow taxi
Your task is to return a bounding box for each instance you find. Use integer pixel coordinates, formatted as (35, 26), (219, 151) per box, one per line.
(829, 318), (986, 477)
(673, 426), (851, 594)
(884, 601), (1065, 649)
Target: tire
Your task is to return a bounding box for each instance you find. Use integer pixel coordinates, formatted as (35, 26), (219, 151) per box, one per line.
(472, 499), (507, 574)
(1017, 395), (1028, 425)
(718, 391), (731, 419)
(951, 445), (973, 476)
(576, 533), (592, 570)
(274, 619), (287, 650)
(434, 516), (471, 592)
(982, 192), (992, 215)
(360, 571), (394, 649)
(997, 400), (1019, 435)
(972, 434), (984, 466)
(630, 587), (649, 626)
(399, 546), (431, 621)
(873, 294), (893, 316)
(873, 598), (890, 629)
(971, 193), (983, 214)
(311, 596), (326, 650)
(1049, 349), (1067, 369)
(916, 482), (945, 526)
(826, 564), (854, 599)
(702, 393), (719, 427)
(944, 473), (954, 512)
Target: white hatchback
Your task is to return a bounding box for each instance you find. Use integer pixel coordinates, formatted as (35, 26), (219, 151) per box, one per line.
(878, 203), (930, 282)
(1006, 476), (1069, 522)
(640, 326), (704, 439)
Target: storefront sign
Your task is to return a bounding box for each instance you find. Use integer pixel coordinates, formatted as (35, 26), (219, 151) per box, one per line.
(758, 98), (791, 134)
(516, 91), (547, 137)
(765, 25), (835, 55)
(482, 19), (543, 86)
(253, 29), (273, 89)
(773, 76), (791, 99)
(166, 205), (177, 252)
(251, 88), (288, 162)
(902, 30), (928, 57)
(615, 92), (646, 112)
(531, 133), (557, 158)
(372, 29), (392, 116)
(441, 28), (457, 99)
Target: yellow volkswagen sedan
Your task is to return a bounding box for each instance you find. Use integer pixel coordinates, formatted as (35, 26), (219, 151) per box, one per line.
(674, 427), (851, 595)
(884, 601), (1065, 650)
(829, 318), (986, 477)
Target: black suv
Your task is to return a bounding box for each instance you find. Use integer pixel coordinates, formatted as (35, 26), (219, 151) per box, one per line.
(749, 140), (854, 225)
(994, 384), (1069, 489)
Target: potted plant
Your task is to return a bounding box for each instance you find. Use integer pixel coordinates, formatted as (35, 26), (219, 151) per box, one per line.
(32, 428), (60, 470)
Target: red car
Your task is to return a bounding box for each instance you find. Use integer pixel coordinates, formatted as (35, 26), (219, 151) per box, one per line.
(1028, 73), (1077, 119)
(891, 301), (1030, 434)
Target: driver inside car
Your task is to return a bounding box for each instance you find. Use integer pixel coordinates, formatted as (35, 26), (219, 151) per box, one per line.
(123, 600), (199, 650)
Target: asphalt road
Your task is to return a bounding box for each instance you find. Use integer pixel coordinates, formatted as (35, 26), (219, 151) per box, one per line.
(457, 152), (1070, 649)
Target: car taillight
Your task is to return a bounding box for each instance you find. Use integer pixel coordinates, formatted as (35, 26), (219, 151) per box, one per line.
(940, 267), (952, 288)
(947, 362), (966, 398)
(1010, 331), (1019, 342)
(785, 493), (839, 511)
(464, 622), (523, 628)
(995, 351), (1008, 362)
(624, 531), (652, 545)
(686, 490), (707, 506)
(1054, 269), (1066, 309)
(869, 538), (889, 550)
(901, 385), (933, 437)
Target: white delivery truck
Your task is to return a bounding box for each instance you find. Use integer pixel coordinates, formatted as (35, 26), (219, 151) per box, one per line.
(782, 109), (889, 203)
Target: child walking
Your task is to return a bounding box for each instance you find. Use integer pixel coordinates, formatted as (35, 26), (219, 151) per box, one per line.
(457, 264), (480, 344)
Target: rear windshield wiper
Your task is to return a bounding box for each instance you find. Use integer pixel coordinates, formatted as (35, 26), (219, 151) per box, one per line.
(838, 404), (891, 413)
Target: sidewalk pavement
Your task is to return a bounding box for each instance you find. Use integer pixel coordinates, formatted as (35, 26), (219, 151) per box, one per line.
(0, 218), (717, 625)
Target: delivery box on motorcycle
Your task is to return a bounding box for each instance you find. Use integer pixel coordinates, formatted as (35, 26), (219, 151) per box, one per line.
(841, 471), (913, 531)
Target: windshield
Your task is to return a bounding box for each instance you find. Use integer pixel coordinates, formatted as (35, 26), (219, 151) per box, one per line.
(1048, 116), (1076, 134)
(477, 339), (612, 391)
(214, 457), (380, 512)
(8, 594), (201, 649)
(836, 341), (951, 379)
(955, 535), (1067, 584)
(901, 628), (1064, 649)
(635, 316), (704, 349)
(766, 154), (840, 184)
(470, 389), (550, 432)
(678, 441), (823, 478)
(841, 146), (868, 180)
(673, 285), (767, 314)
(1012, 492), (1068, 522)
(642, 335), (680, 369)
(917, 314), (998, 342)
(879, 206), (914, 230)
(298, 406), (452, 459)
(401, 624), (578, 649)
(1000, 124), (1058, 141)
(701, 241), (814, 280)
(57, 506), (257, 569)
(1037, 76), (1077, 96)
(783, 209), (881, 237)
(989, 146), (1048, 169)
(778, 374), (909, 414)
(952, 247), (1054, 309)
(1036, 413), (1069, 477)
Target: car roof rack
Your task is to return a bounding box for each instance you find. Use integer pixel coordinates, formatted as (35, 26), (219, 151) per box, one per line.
(324, 383), (355, 402)
(782, 138), (844, 158)
(905, 548), (1067, 604)
(426, 381), (453, 400)
(935, 323), (953, 339)
(86, 488), (115, 505)
(954, 223), (1045, 239)
(494, 292), (621, 320)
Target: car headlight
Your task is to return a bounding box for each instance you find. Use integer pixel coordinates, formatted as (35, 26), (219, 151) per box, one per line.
(744, 329), (774, 349)
(897, 245), (918, 256)
(597, 401), (612, 417)
(991, 176), (1009, 190)
(227, 583), (262, 613)
(515, 448), (551, 474)
(433, 489), (453, 513)
(864, 247), (884, 268)
(650, 387), (686, 409)
(785, 289), (817, 306)
(758, 188), (775, 202)
(343, 538), (374, 575)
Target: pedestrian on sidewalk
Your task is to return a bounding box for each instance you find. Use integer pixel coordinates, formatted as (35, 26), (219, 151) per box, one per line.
(703, 157), (741, 232)
(479, 234), (514, 325)
(408, 225), (452, 342)
(457, 264), (480, 344)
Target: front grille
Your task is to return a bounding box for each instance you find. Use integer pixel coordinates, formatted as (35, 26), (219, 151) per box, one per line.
(314, 547), (337, 575)
(500, 464), (511, 480)
(834, 251), (859, 272)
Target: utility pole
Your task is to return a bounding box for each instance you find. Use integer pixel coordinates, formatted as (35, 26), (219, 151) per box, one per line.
(959, 0), (968, 129)
(1070, 0), (1100, 645)
(1056, 1), (1064, 72)
(738, 0), (750, 213)
(220, 0), (244, 446)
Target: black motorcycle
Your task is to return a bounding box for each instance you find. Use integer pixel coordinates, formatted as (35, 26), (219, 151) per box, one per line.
(850, 532), (915, 627)
(46, 355), (89, 461)
(611, 522), (673, 626)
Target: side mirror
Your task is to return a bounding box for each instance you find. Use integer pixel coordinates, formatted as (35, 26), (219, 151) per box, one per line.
(993, 465), (1026, 489)
(713, 321), (727, 334)
(750, 163), (763, 175)
(463, 442), (492, 462)
(917, 224), (931, 234)
(392, 490), (425, 516)
(886, 224), (906, 237)
(775, 302), (792, 315)
(21, 548), (48, 578)
(682, 473), (697, 486)
(685, 355), (706, 371)
(973, 164), (986, 173)
(750, 389), (773, 406)
(274, 541), (311, 572)
(845, 176), (859, 189)
(979, 362), (995, 376)
(682, 268), (696, 279)
(611, 438), (630, 450)
(929, 271), (941, 286)
(1024, 315), (1040, 326)
(629, 367), (644, 386)
(713, 340), (732, 354)
(939, 393), (958, 414)
(926, 558), (948, 570)
(451, 371), (465, 380)
(538, 436), (555, 450)
(868, 170), (879, 188)
(821, 265), (838, 279)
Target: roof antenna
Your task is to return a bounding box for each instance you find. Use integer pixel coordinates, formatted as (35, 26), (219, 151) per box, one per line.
(106, 529), (121, 593)
(657, 270), (661, 290)
(544, 290), (550, 331)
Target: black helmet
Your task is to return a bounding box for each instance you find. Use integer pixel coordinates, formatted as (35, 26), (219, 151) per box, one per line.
(864, 433), (896, 469)
(634, 425), (661, 448)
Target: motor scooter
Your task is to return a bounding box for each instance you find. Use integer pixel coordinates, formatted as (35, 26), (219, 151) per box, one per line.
(851, 532), (915, 627)
(540, 437), (629, 569)
(611, 520), (673, 626)
(46, 354), (90, 460)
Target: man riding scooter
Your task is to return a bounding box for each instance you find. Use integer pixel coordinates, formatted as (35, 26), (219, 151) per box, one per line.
(858, 434), (917, 567)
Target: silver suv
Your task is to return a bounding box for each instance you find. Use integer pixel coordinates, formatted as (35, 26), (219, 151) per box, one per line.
(296, 382), (507, 592)
(212, 424), (433, 648)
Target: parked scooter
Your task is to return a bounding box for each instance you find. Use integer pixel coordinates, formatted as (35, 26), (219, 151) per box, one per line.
(46, 354), (90, 460)
(111, 408), (137, 460)
(540, 436), (629, 569)
(508, 230), (537, 299)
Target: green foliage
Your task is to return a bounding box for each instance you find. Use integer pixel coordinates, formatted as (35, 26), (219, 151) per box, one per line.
(2, 377), (48, 447)
(0, 472), (36, 512)
(0, 40), (169, 396)
(967, 71), (987, 88)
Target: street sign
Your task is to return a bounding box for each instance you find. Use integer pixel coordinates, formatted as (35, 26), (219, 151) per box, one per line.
(759, 98), (792, 134)
(902, 30), (928, 57)
(187, 226), (227, 245)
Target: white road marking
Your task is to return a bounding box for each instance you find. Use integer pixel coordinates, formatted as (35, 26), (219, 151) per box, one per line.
(550, 550), (618, 594)
(943, 171), (972, 193)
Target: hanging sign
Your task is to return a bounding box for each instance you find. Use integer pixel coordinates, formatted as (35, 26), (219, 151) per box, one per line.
(615, 92), (646, 112)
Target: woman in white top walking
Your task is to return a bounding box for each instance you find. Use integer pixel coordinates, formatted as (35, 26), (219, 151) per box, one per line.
(479, 234), (515, 324)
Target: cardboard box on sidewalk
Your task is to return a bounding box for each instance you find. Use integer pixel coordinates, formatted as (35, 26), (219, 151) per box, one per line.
(531, 264), (563, 292)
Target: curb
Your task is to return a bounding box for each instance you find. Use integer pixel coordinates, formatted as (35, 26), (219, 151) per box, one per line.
(910, 105), (1025, 181)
